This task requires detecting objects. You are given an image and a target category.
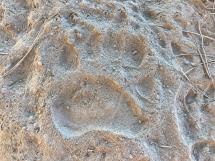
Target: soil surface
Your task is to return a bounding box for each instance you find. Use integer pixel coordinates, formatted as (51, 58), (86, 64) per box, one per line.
(0, 0), (215, 161)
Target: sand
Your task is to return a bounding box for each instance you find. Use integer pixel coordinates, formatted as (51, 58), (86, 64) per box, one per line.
(0, 0), (215, 160)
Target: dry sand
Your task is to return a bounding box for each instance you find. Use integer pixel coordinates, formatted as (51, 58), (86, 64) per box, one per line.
(0, 0), (215, 160)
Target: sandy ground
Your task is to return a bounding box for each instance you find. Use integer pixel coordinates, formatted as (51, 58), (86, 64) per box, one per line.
(0, 0), (215, 160)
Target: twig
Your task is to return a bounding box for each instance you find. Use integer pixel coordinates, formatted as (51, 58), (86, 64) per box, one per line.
(210, 1), (215, 16)
(174, 66), (210, 99)
(207, 7), (215, 10)
(185, 67), (195, 75)
(213, 0), (215, 11)
(185, 60), (215, 74)
(150, 140), (176, 149)
(0, 52), (8, 55)
(159, 145), (173, 149)
(3, 34), (42, 77)
(197, 49), (210, 79)
(180, 68), (191, 82)
(179, 68), (207, 98)
(3, 13), (59, 77)
(182, 30), (215, 42)
(198, 22), (211, 79)
(176, 53), (215, 58)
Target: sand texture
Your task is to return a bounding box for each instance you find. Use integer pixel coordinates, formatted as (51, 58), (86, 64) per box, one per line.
(0, 0), (215, 160)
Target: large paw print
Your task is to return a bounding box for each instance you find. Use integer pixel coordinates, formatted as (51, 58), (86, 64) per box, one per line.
(48, 74), (146, 138)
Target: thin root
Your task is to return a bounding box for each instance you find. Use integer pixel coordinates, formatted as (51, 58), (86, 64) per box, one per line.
(198, 22), (211, 79)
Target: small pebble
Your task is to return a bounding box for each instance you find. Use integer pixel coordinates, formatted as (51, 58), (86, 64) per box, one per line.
(129, 154), (133, 159)
(191, 62), (197, 66)
(132, 50), (138, 55)
(22, 126), (27, 131)
(37, 61), (42, 66)
(29, 115), (34, 120)
(33, 123), (38, 128)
